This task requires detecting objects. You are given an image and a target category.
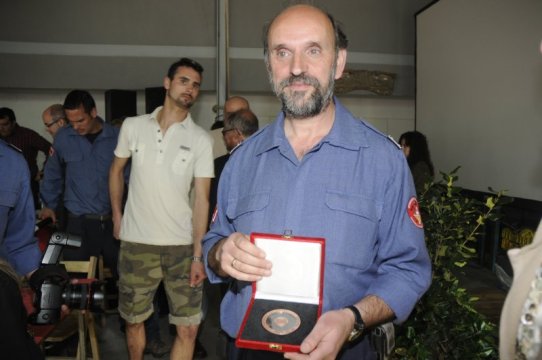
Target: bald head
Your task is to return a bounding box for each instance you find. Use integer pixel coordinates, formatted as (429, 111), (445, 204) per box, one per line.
(261, 4), (347, 119)
(224, 96), (250, 120)
(263, 5), (347, 62)
(42, 104), (67, 137)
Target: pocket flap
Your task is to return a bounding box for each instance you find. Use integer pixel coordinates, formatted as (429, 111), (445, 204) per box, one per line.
(63, 151), (83, 162)
(0, 190), (17, 208)
(325, 191), (380, 222)
(227, 191), (270, 219)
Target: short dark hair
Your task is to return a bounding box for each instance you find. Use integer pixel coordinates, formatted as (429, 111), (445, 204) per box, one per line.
(226, 109), (259, 138)
(167, 57), (204, 80)
(262, 5), (348, 62)
(63, 90), (96, 115)
(0, 107), (16, 123)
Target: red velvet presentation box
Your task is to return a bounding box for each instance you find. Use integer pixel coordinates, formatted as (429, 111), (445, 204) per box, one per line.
(236, 232), (325, 353)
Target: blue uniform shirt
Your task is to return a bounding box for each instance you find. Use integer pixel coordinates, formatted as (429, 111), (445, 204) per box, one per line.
(203, 98), (431, 344)
(0, 140), (41, 275)
(41, 123), (119, 216)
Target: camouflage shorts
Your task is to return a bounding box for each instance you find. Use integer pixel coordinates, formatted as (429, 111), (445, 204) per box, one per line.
(118, 241), (202, 326)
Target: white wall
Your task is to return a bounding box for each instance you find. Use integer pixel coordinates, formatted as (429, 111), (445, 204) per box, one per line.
(417, 0), (542, 201)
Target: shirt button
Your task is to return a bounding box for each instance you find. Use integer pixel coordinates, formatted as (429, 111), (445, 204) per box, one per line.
(158, 139), (162, 143)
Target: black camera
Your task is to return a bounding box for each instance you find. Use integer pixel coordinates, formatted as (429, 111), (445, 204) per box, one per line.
(29, 231), (104, 325)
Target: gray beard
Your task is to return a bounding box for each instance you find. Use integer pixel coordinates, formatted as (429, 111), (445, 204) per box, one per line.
(269, 67), (336, 119)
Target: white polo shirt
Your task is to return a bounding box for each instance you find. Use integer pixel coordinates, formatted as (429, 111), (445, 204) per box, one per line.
(115, 107), (214, 246)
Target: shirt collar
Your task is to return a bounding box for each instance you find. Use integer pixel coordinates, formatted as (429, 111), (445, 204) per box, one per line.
(66, 117), (116, 139)
(253, 97), (368, 156)
(149, 106), (193, 130)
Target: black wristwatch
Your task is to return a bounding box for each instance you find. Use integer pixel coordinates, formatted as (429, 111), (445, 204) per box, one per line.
(344, 305), (365, 343)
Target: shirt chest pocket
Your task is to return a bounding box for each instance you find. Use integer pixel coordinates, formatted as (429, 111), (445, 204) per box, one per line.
(0, 189), (17, 208)
(63, 152), (85, 178)
(171, 148), (194, 175)
(131, 143), (145, 166)
(325, 191), (382, 270)
(226, 191), (270, 230)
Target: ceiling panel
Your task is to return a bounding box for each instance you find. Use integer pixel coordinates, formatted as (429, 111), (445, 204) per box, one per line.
(0, 0), (433, 97)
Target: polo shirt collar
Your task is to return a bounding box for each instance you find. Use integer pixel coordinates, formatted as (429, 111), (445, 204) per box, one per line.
(254, 97), (368, 156)
(149, 106), (194, 130)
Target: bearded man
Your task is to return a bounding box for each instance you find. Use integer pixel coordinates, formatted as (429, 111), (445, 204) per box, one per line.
(202, 5), (431, 360)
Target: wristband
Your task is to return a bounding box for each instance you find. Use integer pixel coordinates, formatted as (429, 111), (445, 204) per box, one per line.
(192, 256), (203, 262)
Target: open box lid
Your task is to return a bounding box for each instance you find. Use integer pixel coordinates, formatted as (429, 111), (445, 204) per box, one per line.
(253, 233), (324, 304)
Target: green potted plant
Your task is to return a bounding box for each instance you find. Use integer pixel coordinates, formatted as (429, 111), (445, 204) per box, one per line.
(392, 168), (506, 359)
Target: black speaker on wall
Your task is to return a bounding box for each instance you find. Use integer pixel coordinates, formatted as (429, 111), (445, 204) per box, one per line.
(105, 89), (137, 123)
(145, 87), (166, 114)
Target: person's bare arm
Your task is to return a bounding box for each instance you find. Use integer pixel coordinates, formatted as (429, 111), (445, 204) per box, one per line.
(109, 156), (129, 239)
(190, 177), (211, 286)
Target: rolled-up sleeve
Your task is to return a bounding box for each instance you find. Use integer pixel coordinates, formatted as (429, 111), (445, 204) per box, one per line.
(366, 152), (432, 323)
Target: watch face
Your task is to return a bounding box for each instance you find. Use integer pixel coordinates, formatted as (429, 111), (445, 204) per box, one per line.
(345, 305), (365, 343)
(348, 328), (363, 342)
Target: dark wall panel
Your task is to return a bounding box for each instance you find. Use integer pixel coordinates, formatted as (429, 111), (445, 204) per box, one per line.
(105, 89), (137, 122)
(145, 87), (166, 114)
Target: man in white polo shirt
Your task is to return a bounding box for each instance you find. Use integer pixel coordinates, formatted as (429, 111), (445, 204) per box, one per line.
(109, 57), (214, 360)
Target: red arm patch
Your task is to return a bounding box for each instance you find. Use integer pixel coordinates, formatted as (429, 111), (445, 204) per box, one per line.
(407, 197), (423, 229)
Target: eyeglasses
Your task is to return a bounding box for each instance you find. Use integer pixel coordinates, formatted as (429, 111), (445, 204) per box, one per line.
(44, 119), (61, 128)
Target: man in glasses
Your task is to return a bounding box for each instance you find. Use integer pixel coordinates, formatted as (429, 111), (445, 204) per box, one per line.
(41, 104), (67, 138)
(209, 96), (251, 159)
(210, 108), (259, 225)
(40, 104), (68, 230)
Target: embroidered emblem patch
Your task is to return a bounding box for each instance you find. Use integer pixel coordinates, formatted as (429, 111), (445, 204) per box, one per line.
(407, 197), (423, 229)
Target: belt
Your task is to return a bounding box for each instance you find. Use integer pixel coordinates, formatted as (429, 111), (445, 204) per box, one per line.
(69, 213), (112, 221)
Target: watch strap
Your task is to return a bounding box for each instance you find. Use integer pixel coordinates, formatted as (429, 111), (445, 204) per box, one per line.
(345, 305), (363, 325)
(344, 305), (365, 342)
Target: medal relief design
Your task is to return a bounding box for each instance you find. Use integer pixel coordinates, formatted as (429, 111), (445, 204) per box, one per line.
(261, 309), (301, 336)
